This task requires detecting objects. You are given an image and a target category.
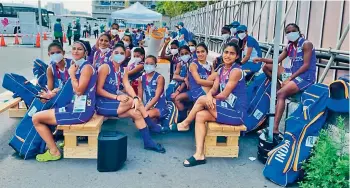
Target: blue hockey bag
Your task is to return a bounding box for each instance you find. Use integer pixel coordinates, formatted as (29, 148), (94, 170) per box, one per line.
(263, 83), (329, 186)
(33, 59), (49, 89)
(161, 101), (178, 128)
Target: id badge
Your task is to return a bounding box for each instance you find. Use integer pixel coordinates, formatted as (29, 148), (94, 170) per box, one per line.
(220, 83), (226, 92)
(73, 95), (87, 113)
(226, 93), (237, 108)
(281, 72), (292, 82)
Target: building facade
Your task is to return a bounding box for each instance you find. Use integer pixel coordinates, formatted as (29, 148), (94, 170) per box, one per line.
(92, 0), (155, 20)
(45, 2), (69, 16)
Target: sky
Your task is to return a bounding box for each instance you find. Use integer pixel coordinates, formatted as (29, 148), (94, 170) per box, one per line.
(2, 0), (92, 13)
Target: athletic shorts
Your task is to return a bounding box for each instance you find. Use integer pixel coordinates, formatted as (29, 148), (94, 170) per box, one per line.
(55, 103), (95, 125)
(95, 97), (120, 117)
(281, 68), (314, 91)
(216, 100), (245, 125)
(187, 87), (206, 102)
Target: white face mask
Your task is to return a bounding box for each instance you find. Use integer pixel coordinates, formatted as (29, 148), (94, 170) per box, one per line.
(111, 29), (118, 36)
(50, 53), (64, 63)
(113, 54), (125, 64)
(238, 33), (247, 40)
(99, 47), (109, 54)
(123, 41), (130, 48)
(286, 32), (300, 42)
(230, 28), (237, 35)
(221, 34), (230, 41)
(180, 54), (191, 62)
(189, 46), (196, 53)
(133, 57), (142, 63)
(170, 49), (178, 55)
(144, 64), (156, 74)
(73, 58), (85, 67)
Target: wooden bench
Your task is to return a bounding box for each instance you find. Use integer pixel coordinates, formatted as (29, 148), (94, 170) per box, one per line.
(0, 91), (22, 114)
(57, 114), (104, 159)
(8, 100), (27, 118)
(204, 122), (247, 158)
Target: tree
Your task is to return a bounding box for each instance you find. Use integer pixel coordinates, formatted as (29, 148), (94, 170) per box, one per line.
(156, 1), (217, 17)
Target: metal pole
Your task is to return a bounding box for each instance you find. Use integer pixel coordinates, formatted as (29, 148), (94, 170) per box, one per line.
(249, 0), (268, 35)
(205, 0), (210, 44)
(38, 0), (43, 60)
(319, 23), (349, 83)
(267, 0), (283, 142)
(264, 0), (271, 42)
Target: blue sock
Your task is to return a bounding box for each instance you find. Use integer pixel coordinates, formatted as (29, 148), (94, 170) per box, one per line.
(144, 116), (161, 133)
(178, 110), (187, 122)
(139, 126), (157, 148)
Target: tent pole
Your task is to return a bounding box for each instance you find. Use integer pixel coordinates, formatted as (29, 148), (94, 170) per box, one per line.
(267, 0), (283, 143)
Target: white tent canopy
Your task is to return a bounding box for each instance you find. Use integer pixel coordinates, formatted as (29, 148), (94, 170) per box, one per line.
(110, 2), (162, 22)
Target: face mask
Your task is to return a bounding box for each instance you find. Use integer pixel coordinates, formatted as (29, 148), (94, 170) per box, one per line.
(133, 57), (142, 63)
(286, 32), (300, 42)
(221, 34), (230, 41)
(189, 46), (196, 53)
(144, 64), (156, 74)
(180, 54), (191, 62)
(123, 41), (129, 47)
(231, 28), (237, 35)
(113, 54), (125, 64)
(99, 47), (109, 53)
(238, 33), (247, 40)
(170, 49), (178, 55)
(73, 58), (85, 67)
(111, 29), (118, 36)
(50, 53), (64, 63)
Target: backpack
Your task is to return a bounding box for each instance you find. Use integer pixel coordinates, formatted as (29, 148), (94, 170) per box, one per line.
(327, 75), (349, 113)
(2, 73), (41, 106)
(263, 83), (329, 186)
(33, 59), (49, 89)
(244, 74), (271, 132)
(9, 79), (73, 159)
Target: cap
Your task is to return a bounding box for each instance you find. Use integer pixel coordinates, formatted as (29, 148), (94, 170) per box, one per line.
(178, 22), (184, 27)
(230, 21), (240, 28)
(237, 25), (247, 32)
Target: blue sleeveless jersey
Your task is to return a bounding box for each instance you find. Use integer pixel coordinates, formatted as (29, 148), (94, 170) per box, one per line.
(218, 63), (247, 113)
(188, 60), (211, 91)
(51, 58), (72, 89)
(94, 49), (112, 70)
(100, 61), (125, 95)
(287, 37), (316, 82)
(141, 72), (167, 110)
(76, 61), (97, 113)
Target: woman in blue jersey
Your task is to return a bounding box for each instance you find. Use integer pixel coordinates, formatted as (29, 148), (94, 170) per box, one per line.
(33, 40), (96, 162)
(236, 25), (262, 77)
(128, 47), (146, 93)
(172, 43), (217, 129)
(137, 55), (168, 123)
(253, 23), (316, 140)
(122, 34), (134, 61)
(95, 43), (166, 153)
(180, 42), (247, 167)
(167, 45), (192, 101)
(188, 40), (197, 59)
(160, 39), (180, 80)
(93, 33), (112, 70)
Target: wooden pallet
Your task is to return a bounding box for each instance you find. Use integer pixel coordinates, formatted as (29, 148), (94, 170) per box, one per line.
(204, 122), (247, 158)
(57, 114), (104, 159)
(8, 101), (27, 118)
(0, 91), (21, 114)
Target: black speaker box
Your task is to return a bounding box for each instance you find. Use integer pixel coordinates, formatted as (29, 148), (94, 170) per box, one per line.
(97, 131), (127, 172)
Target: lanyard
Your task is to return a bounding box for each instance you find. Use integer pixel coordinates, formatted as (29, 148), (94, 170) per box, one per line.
(220, 64), (235, 84)
(55, 61), (69, 82)
(287, 43), (298, 67)
(112, 63), (122, 92)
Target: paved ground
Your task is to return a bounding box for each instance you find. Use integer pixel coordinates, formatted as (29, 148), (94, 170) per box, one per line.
(0, 37), (285, 188)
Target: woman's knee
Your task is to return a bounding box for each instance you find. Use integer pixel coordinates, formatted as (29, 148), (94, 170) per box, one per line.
(32, 113), (41, 126)
(262, 64), (270, 73)
(195, 110), (208, 123)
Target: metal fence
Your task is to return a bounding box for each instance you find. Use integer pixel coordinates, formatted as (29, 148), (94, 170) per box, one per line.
(170, 0), (349, 84)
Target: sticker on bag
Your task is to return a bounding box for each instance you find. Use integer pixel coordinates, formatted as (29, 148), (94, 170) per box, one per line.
(27, 106), (38, 117)
(73, 95), (87, 113)
(253, 109), (263, 120)
(305, 136), (318, 147)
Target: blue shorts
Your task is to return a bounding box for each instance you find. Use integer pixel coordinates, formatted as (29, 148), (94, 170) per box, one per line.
(282, 68), (314, 91)
(187, 87), (206, 102)
(55, 103), (95, 125)
(95, 97), (120, 117)
(216, 100), (245, 125)
(242, 61), (262, 76)
(152, 101), (168, 119)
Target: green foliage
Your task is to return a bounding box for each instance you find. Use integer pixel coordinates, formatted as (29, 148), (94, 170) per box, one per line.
(299, 116), (349, 188)
(155, 1), (217, 17)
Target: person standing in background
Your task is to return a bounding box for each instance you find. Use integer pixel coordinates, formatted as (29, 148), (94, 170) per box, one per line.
(54, 18), (64, 47)
(67, 23), (73, 46)
(93, 23), (99, 39)
(73, 19), (81, 41)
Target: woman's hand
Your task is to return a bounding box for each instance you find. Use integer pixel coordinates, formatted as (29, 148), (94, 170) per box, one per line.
(117, 95), (129, 103)
(206, 94), (215, 110)
(171, 91), (180, 99)
(68, 64), (79, 76)
(165, 37), (171, 44)
(253, 57), (263, 63)
(132, 98), (140, 112)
